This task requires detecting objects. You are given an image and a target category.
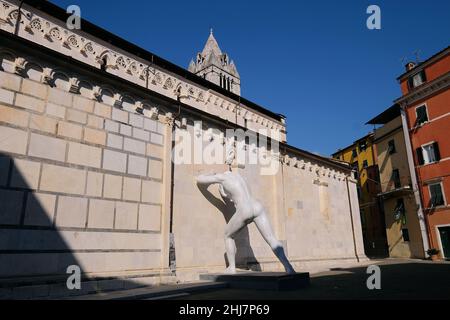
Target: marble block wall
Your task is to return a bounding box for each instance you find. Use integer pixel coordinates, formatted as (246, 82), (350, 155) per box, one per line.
(0, 69), (167, 279)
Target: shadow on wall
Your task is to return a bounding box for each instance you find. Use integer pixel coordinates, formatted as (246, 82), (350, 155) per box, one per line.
(197, 184), (261, 271)
(0, 152), (162, 299)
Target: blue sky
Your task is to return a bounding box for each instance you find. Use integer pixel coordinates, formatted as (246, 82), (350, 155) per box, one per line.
(52, 0), (450, 156)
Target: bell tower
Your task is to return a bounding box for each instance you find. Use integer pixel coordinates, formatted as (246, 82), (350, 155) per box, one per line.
(188, 30), (241, 95)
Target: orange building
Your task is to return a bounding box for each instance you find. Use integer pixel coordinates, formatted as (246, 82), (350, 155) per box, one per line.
(396, 46), (450, 260)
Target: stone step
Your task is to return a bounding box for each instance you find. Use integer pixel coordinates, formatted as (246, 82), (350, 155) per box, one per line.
(200, 272), (310, 291)
(65, 281), (229, 300)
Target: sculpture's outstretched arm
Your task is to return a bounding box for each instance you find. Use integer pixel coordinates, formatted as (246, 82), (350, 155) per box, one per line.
(196, 173), (223, 186)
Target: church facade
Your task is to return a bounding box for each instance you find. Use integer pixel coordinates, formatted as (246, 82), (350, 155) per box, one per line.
(0, 0), (367, 298)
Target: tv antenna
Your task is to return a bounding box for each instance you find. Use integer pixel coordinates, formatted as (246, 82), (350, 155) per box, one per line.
(413, 50), (422, 63)
(400, 56), (408, 66)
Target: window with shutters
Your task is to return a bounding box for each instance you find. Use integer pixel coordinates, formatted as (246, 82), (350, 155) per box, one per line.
(415, 105), (428, 125)
(362, 160), (368, 168)
(418, 142), (441, 165)
(359, 140), (367, 152)
(352, 162), (359, 179)
(394, 198), (407, 224)
(352, 149), (357, 157)
(408, 70), (427, 89)
(429, 183), (445, 207)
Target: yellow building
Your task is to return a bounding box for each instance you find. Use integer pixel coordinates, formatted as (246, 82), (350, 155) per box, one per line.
(333, 133), (388, 257)
(367, 105), (425, 258)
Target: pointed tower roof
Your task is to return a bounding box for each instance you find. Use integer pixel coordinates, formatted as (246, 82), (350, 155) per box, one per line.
(188, 29), (241, 95)
(188, 59), (196, 72)
(201, 29), (222, 57)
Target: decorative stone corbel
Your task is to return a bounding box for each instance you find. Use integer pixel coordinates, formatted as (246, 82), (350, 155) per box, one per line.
(164, 112), (173, 124)
(14, 57), (27, 76)
(41, 67), (54, 85)
(298, 160), (306, 170)
(69, 77), (80, 94)
(291, 157), (298, 168)
(143, 107), (159, 120)
(315, 166), (321, 176)
(135, 101), (144, 114)
(113, 93), (123, 108)
(92, 86), (102, 101)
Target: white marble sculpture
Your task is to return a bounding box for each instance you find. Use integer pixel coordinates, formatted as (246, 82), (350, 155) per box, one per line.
(196, 149), (295, 274)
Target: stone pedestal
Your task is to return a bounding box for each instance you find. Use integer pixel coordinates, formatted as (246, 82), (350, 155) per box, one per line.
(200, 272), (310, 291)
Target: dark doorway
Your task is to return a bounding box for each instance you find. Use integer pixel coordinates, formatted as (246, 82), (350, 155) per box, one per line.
(438, 226), (450, 260)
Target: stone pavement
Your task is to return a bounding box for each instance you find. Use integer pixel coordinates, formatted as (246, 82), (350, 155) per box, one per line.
(63, 258), (450, 300)
(172, 259), (450, 300)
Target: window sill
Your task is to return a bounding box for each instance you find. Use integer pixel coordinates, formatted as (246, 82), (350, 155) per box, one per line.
(417, 160), (440, 168)
(411, 121), (429, 131)
(425, 205), (449, 211)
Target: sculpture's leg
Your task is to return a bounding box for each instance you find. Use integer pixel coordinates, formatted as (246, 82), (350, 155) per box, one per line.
(224, 213), (246, 274)
(254, 213), (296, 274)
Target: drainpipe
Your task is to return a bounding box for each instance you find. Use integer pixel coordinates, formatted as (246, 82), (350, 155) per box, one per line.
(400, 105), (430, 257)
(346, 174), (360, 262)
(14, 0), (25, 36)
(168, 97), (182, 274)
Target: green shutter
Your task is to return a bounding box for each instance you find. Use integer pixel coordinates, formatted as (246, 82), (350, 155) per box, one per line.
(431, 184), (444, 206)
(416, 148), (424, 165)
(433, 142), (441, 161)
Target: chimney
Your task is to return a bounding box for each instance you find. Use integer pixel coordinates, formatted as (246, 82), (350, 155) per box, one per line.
(405, 62), (416, 71)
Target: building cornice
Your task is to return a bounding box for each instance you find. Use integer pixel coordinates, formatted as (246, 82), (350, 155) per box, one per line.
(0, 0), (284, 128)
(0, 31), (351, 176)
(395, 72), (450, 107)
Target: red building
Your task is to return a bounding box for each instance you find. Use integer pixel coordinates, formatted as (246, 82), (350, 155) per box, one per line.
(396, 46), (450, 260)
